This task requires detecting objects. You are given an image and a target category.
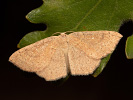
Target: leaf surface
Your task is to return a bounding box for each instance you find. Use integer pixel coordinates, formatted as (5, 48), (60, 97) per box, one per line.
(18, 0), (133, 78)
(125, 35), (133, 59)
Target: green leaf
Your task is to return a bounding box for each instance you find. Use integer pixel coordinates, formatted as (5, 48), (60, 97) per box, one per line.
(18, 31), (49, 48)
(125, 35), (133, 59)
(18, 0), (133, 78)
(92, 54), (111, 77)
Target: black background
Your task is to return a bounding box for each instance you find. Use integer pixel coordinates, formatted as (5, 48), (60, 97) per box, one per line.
(1, 0), (133, 100)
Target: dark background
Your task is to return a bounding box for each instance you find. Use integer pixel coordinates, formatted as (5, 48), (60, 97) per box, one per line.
(1, 0), (133, 100)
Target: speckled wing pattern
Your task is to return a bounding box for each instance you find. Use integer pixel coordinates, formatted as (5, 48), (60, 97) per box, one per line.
(36, 35), (68, 81)
(9, 31), (122, 81)
(9, 35), (68, 81)
(67, 31), (122, 75)
(9, 36), (67, 71)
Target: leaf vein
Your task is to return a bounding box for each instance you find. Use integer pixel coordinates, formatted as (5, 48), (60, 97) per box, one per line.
(72, 0), (102, 30)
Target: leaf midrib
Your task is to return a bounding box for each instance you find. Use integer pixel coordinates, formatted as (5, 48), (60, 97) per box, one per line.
(72, 0), (103, 30)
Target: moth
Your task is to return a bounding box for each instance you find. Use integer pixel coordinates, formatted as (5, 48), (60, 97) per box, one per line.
(9, 31), (122, 81)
